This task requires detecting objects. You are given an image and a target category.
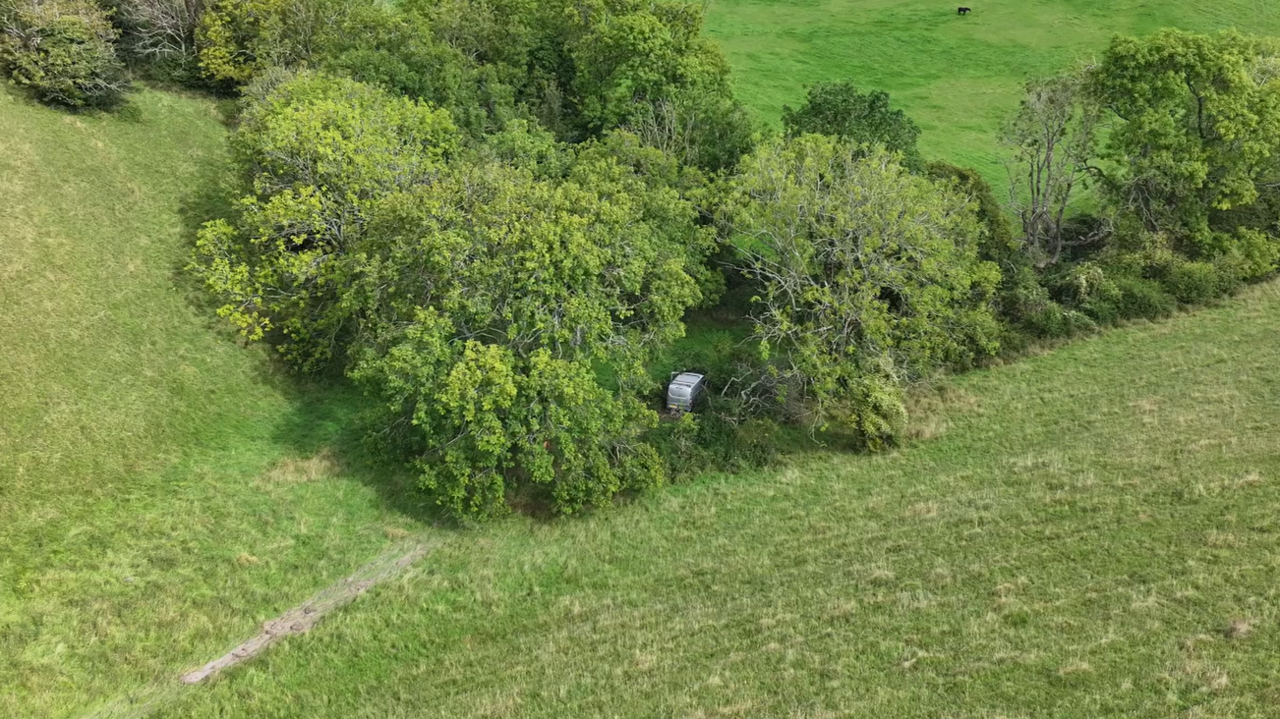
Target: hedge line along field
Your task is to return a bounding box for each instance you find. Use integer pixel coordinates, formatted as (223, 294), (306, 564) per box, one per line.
(704, 0), (1280, 178)
(0, 87), (433, 719)
(147, 282), (1280, 718)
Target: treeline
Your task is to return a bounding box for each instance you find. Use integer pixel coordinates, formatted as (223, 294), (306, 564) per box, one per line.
(4, 0), (1278, 519)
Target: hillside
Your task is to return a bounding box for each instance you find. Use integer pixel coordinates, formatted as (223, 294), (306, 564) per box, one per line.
(705, 0), (1280, 177)
(0, 87), (424, 719)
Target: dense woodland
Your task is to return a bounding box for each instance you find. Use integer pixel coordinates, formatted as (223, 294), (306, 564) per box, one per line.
(4, 0), (1279, 518)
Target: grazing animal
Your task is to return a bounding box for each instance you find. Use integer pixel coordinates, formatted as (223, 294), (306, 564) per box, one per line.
(958, 6), (971, 14)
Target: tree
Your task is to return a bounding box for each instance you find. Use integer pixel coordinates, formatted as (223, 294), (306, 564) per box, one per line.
(111, 0), (203, 66)
(1002, 73), (1102, 266)
(566, 0), (734, 137)
(0, 0), (129, 108)
(1088, 30), (1280, 266)
(351, 139), (711, 517)
(624, 86), (756, 172)
(195, 0), (354, 85)
(782, 81), (923, 171)
(725, 136), (1001, 442)
(194, 70), (714, 517)
(193, 70), (458, 367)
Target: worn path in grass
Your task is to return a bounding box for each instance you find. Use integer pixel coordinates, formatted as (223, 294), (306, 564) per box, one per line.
(705, 0), (1280, 179)
(147, 283), (1280, 717)
(0, 87), (436, 719)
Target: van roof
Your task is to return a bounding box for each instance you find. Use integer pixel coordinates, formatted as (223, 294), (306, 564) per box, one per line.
(670, 372), (704, 388)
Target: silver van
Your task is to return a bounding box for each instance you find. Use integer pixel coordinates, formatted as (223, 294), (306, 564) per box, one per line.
(667, 372), (707, 413)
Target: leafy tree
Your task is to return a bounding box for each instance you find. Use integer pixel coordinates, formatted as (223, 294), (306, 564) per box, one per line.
(928, 161), (1019, 267)
(194, 70), (714, 517)
(408, 0), (741, 148)
(726, 136), (1001, 442)
(782, 81), (923, 171)
(566, 0), (734, 136)
(195, 0), (357, 85)
(352, 139), (711, 517)
(318, 5), (500, 137)
(1088, 30), (1280, 268)
(193, 70), (458, 367)
(0, 0), (129, 108)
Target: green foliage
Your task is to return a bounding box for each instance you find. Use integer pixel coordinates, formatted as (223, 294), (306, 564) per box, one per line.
(1107, 276), (1177, 320)
(1165, 260), (1224, 305)
(648, 411), (778, 479)
(566, 0), (735, 136)
(194, 71), (716, 518)
(195, 0), (359, 86)
(317, 5), (501, 137)
(0, 0), (129, 108)
(349, 139), (714, 517)
(1089, 30), (1280, 261)
(193, 70), (458, 366)
(625, 86), (757, 172)
(726, 136), (1001, 441)
(782, 81), (923, 171)
(409, 0), (743, 147)
(927, 161), (1019, 265)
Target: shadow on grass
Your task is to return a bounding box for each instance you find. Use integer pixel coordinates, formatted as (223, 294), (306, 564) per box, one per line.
(170, 130), (454, 530)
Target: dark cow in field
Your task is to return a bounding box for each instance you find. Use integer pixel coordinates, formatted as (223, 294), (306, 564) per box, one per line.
(958, 6), (971, 14)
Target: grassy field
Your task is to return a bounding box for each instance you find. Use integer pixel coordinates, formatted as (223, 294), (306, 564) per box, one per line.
(705, 0), (1280, 178)
(143, 282), (1280, 718)
(0, 87), (429, 718)
(6, 3), (1280, 715)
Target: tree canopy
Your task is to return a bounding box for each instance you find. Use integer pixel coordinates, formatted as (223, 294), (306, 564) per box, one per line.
(726, 136), (1001, 441)
(782, 81), (923, 171)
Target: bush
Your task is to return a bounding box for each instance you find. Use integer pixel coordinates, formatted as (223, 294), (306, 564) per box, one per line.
(1165, 260), (1222, 305)
(0, 0), (129, 108)
(650, 410), (778, 479)
(1112, 276), (1176, 320)
(1024, 300), (1097, 339)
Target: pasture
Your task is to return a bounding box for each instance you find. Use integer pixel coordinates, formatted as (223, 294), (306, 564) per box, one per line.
(705, 0), (1280, 177)
(152, 280), (1280, 719)
(3, 1), (1280, 717)
(0, 86), (426, 718)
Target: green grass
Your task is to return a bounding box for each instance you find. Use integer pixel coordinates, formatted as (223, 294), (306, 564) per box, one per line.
(136, 282), (1280, 718)
(705, 0), (1280, 179)
(8, 3), (1280, 713)
(0, 87), (431, 719)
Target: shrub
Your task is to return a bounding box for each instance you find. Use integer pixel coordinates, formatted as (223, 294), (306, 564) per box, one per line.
(0, 0), (129, 108)
(195, 0), (355, 86)
(1165, 260), (1222, 305)
(650, 409), (779, 479)
(1112, 276), (1176, 320)
(1025, 300), (1097, 339)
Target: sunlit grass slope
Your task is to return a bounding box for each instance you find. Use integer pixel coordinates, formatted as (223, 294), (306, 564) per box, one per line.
(0, 87), (429, 719)
(705, 0), (1280, 178)
(155, 283), (1280, 718)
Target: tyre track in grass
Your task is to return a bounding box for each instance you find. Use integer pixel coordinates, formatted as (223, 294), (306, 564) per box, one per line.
(80, 539), (433, 719)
